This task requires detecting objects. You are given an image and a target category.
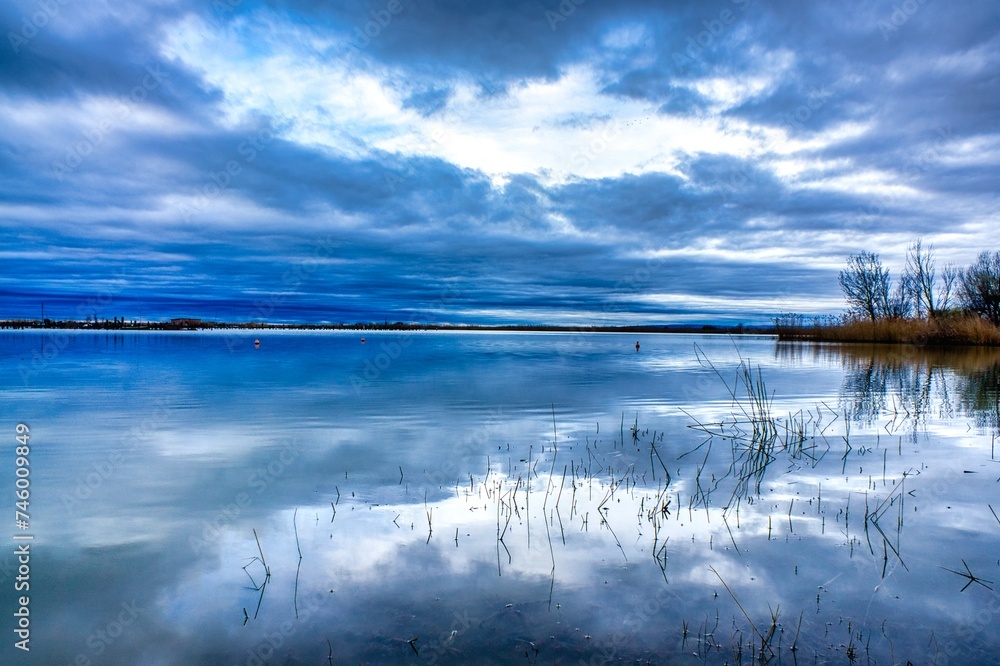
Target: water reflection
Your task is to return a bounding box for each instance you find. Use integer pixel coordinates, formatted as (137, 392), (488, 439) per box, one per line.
(959, 357), (1000, 433)
(778, 343), (1000, 433)
(2, 333), (998, 664)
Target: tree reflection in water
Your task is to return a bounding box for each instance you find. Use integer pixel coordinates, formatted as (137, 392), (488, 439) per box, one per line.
(777, 343), (1000, 435)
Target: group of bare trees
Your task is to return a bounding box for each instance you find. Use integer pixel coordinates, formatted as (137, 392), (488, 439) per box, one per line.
(838, 240), (1000, 326)
(960, 251), (1000, 326)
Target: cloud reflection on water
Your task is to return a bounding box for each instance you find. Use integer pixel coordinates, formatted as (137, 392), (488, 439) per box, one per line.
(1, 333), (998, 663)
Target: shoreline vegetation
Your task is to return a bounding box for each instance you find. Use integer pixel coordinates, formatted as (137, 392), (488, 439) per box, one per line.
(775, 312), (1000, 346)
(780, 241), (1000, 346)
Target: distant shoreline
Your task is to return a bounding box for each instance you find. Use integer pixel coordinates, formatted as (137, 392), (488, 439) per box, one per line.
(6, 317), (999, 346)
(0, 318), (773, 335)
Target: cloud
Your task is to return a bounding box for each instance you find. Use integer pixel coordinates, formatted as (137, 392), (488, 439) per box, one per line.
(1, 0), (998, 323)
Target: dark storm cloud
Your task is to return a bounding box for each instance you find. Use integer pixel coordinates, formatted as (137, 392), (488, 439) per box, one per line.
(2, 0), (216, 113)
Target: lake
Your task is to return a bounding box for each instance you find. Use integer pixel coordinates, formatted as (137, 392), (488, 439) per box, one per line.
(1, 331), (998, 664)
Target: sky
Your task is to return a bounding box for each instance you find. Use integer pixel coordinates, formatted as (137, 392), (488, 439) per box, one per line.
(1, 0), (998, 325)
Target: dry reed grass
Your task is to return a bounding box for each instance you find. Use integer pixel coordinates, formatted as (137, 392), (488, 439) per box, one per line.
(778, 314), (1000, 346)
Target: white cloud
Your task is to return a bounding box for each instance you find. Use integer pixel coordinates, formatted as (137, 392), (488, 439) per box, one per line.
(161, 12), (799, 184)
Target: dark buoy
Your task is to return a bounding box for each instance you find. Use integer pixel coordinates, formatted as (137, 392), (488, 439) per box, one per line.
(254, 338), (260, 348)
(635, 340), (640, 352)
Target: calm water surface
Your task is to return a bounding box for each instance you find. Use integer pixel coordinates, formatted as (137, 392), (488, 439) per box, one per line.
(0, 331), (998, 664)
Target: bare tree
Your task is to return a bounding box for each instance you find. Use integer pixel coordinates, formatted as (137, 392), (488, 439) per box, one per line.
(839, 251), (891, 321)
(938, 263), (959, 312)
(886, 273), (914, 319)
(960, 251), (1000, 326)
(904, 239), (936, 318)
